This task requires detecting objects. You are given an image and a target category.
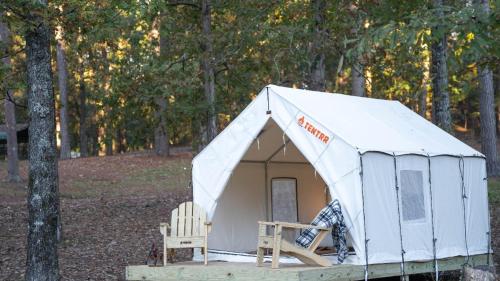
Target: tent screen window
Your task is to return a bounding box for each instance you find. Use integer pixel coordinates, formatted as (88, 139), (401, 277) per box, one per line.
(400, 170), (425, 221)
(271, 178), (298, 223)
(271, 178), (298, 241)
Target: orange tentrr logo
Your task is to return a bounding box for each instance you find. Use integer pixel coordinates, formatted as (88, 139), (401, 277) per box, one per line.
(297, 116), (330, 144)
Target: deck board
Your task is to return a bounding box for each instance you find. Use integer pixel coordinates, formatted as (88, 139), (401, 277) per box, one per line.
(126, 254), (489, 281)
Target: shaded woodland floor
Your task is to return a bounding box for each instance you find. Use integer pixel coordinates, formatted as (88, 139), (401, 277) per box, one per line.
(0, 153), (193, 280)
(0, 150), (499, 280)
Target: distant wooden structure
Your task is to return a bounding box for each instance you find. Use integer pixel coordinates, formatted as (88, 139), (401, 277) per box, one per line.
(256, 221), (331, 268)
(0, 123), (29, 160)
(160, 202), (211, 266)
(126, 254), (490, 281)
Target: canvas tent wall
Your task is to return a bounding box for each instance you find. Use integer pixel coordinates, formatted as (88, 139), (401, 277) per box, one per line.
(192, 85), (491, 266)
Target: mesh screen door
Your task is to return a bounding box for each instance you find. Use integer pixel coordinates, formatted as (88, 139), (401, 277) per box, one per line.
(271, 178), (298, 241)
(400, 170), (426, 222)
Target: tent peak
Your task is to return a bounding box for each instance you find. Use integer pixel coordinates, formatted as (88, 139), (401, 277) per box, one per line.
(266, 84), (400, 104)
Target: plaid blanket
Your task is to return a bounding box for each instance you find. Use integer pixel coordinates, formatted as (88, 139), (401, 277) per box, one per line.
(295, 199), (348, 264)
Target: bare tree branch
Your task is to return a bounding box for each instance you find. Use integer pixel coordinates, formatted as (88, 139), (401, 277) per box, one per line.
(1, 90), (27, 109)
(165, 1), (201, 10)
(0, 47), (25, 60)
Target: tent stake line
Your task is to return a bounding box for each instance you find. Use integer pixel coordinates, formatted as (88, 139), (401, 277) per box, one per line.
(358, 152), (369, 281)
(459, 156), (471, 267)
(427, 155), (439, 281)
(392, 154), (406, 280)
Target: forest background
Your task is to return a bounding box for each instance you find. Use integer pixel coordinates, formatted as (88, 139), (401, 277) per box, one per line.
(1, 0), (499, 176)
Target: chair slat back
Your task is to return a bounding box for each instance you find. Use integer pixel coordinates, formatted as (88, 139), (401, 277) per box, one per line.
(192, 204), (201, 236)
(170, 201), (207, 237)
(171, 208), (178, 237)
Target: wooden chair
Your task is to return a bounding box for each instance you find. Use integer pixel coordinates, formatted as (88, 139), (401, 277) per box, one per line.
(256, 221), (332, 269)
(160, 202), (211, 266)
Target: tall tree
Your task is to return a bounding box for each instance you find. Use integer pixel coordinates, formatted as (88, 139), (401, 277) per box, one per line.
(430, 0), (452, 132)
(200, 0), (216, 148)
(79, 64), (89, 157)
(0, 15), (20, 182)
(154, 14), (169, 157)
(351, 61), (365, 97)
(55, 26), (71, 160)
(25, 0), (60, 280)
(419, 48), (431, 118)
(308, 0), (326, 91)
(154, 97), (169, 156)
(101, 46), (113, 156)
(349, 3), (365, 97)
(475, 0), (499, 176)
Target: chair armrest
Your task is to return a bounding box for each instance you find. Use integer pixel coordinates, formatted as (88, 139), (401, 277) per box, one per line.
(160, 223), (170, 236)
(258, 221), (330, 231)
(204, 222), (213, 233)
(258, 221), (277, 226)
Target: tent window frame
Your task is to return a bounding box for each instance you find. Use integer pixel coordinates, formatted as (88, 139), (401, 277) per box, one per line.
(270, 177), (299, 223)
(399, 169), (427, 223)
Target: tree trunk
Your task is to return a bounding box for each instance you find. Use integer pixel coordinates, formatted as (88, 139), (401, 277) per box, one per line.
(25, 0), (60, 279)
(154, 15), (169, 157)
(0, 17), (20, 182)
(349, 4), (365, 97)
(419, 87), (428, 118)
(419, 51), (431, 119)
(430, 0), (452, 133)
(88, 101), (99, 156)
(79, 77), (88, 157)
(55, 29), (71, 160)
(351, 61), (365, 97)
(476, 0), (499, 176)
(200, 0), (217, 148)
(497, 69), (500, 135)
(154, 97), (169, 156)
(309, 0), (326, 91)
(116, 127), (126, 153)
(478, 67), (498, 175)
(101, 47), (113, 156)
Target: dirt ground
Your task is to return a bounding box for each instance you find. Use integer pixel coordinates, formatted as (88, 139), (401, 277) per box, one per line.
(0, 152), (498, 280)
(0, 153), (193, 280)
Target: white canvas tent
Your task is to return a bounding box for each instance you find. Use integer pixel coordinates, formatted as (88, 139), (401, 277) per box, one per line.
(192, 85), (491, 266)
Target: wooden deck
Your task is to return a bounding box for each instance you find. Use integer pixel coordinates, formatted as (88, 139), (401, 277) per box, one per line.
(126, 254), (490, 281)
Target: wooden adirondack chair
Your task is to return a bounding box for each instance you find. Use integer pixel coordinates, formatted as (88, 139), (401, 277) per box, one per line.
(160, 202), (211, 266)
(256, 221), (332, 269)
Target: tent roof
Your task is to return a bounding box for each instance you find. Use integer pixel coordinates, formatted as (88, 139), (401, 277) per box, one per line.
(267, 85), (481, 157)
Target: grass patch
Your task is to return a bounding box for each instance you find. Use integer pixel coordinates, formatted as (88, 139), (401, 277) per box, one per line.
(488, 177), (500, 205)
(125, 158), (191, 189)
(59, 157), (192, 199)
